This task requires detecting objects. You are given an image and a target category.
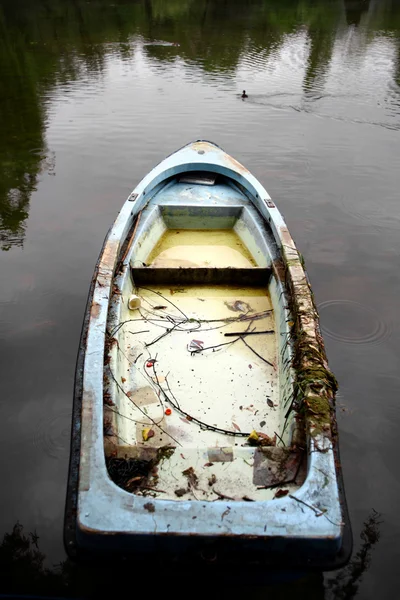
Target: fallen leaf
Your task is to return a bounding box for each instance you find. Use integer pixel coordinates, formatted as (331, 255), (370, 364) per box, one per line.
(232, 422), (241, 432)
(208, 474), (217, 486)
(225, 300), (253, 313)
(259, 420), (266, 427)
(153, 305), (167, 310)
(182, 466), (198, 488)
(248, 364), (253, 370)
(267, 398), (274, 408)
(204, 462), (213, 467)
(248, 430), (259, 442)
(274, 489), (289, 499)
(121, 377), (126, 383)
(142, 428), (155, 442)
(258, 432), (276, 446)
(188, 339), (204, 352)
(248, 431), (276, 447)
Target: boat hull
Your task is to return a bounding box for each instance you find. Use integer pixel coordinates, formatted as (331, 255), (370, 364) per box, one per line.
(64, 141), (352, 569)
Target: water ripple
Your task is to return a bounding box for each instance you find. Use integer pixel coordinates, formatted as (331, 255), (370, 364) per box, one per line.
(318, 299), (390, 346)
(32, 411), (71, 459)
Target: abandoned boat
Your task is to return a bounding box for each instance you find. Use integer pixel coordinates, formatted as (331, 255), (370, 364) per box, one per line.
(64, 140), (351, 568)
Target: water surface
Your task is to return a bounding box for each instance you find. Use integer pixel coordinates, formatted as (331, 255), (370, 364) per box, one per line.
(0, 0), (399, 596)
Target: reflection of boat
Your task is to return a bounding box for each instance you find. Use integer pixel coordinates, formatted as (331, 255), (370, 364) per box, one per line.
(64, 140), (352, 568)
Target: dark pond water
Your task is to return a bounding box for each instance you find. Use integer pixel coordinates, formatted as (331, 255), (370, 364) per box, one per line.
(1, 0), (400, 596)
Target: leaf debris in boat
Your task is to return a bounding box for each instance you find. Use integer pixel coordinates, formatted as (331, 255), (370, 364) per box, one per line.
(274, 489), (289, 499)
(247, 430), (276, 446)
(142, 428), (155, 442)
(267, 398), (274, 408)
(188, 339), (204, 352)
(224, 300), (253, 313)
(208, 474), (217, 486)
(182, 466), (198, 488)
(232, 422), (241, 432)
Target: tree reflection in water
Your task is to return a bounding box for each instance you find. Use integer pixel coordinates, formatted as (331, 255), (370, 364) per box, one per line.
(0, 510), (381, 598)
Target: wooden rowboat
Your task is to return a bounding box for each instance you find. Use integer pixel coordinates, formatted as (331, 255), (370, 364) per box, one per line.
(64, 141), (351, 568)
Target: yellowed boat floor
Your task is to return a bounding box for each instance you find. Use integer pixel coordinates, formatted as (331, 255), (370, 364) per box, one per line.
(107, 284), (292, 500)
(147, 229), (257, 268)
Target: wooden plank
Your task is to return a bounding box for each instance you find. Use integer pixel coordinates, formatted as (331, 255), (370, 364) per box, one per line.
(130, 266), (271, 286)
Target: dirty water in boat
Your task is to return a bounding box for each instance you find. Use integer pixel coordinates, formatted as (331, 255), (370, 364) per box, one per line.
(104, 225), (297, 502)
(1, 0), (400, 597)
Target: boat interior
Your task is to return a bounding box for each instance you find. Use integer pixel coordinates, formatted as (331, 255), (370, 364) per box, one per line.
(103, 171), (306, 501)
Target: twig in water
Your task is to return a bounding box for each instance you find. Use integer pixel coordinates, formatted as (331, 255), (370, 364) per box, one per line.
(110, 318), (147, 337)
(109, 369), (181, 447)
(190, 336), (242, 355)
(145, 320), (185, 348)
(274, 430), (286, 447)
(213, 489), (236, 501)
(224, 330), (274, 337)
(134, 352), (143, 364)
(151, 370), (250, 437)
(241, 337), (274, 367)
(138, 286), (188, 320)
(192, 321), (254, 356)
(289, 494), (325, 516)
(164, 373), (181, 411)
(128, 330), (150, 336)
